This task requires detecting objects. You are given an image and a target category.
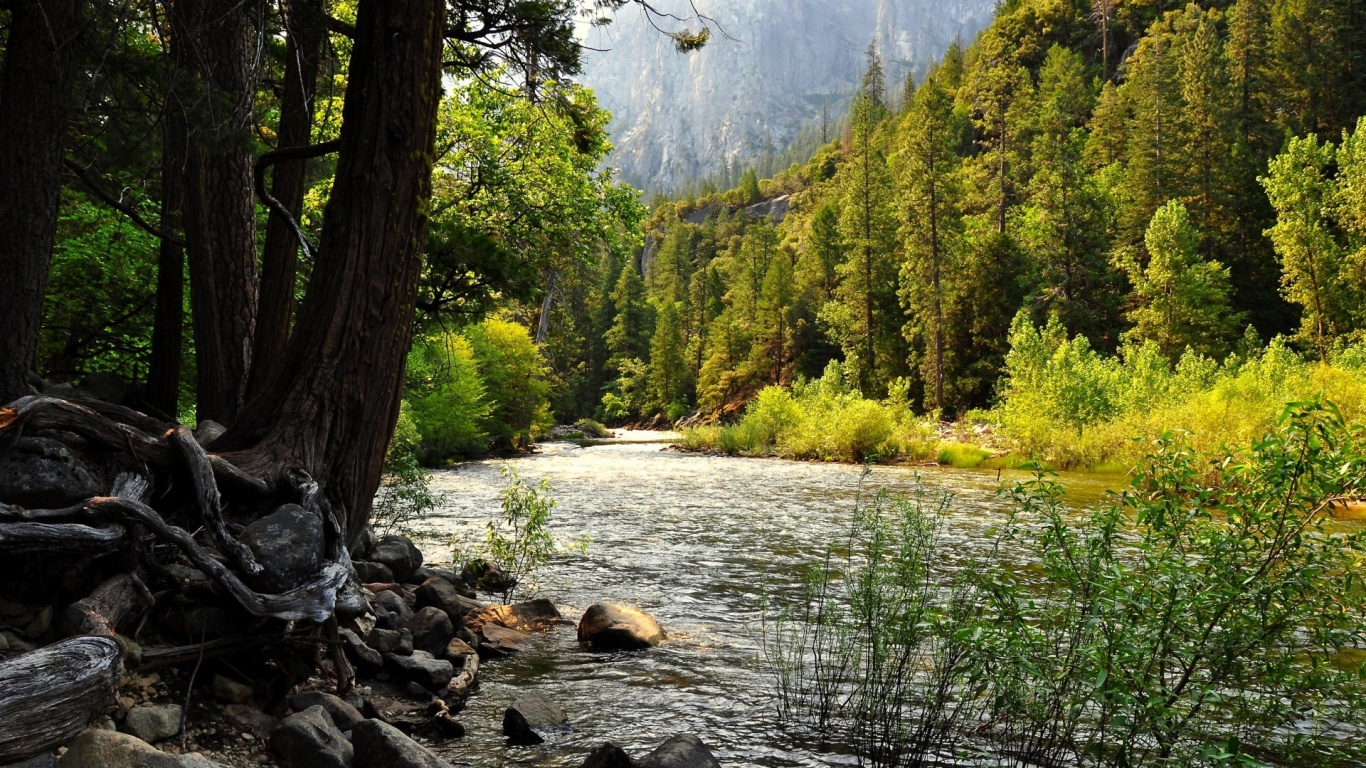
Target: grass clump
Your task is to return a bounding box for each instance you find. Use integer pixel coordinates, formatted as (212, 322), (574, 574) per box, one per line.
(573, 418), (612, 438)
(936, 443), (990, 468)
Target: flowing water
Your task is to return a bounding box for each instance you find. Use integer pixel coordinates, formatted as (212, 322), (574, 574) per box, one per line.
(412, 433), (1120, 767)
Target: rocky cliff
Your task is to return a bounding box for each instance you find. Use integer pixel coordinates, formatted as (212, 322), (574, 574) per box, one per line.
(577, 0), (997, 193)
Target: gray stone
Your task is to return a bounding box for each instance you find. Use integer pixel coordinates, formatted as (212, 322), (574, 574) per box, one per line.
(269, 706), (353, 768)
(353, 561), (394, 584)
(580, 742), (636, 768)
(241, 504), (324, 592)
(371, 589), (413, 627)
(335, 573), (370, 619)
(480, 623), (530, 655)
(191, 420), (226, 447)
(368, 536), (422, 582)
(414, 578), (482, 622)
(0, 437), (102, 508)
(578, 604), (665, 651)
(223, 704), (278, 739)
(366, 627), (412, 656)
(3, 753), (58, 768)
(339, 628), (383, 673)
(59, 729), (230, 768)
(404, 607), (453, 655)
(289, 691), (365, 732)
(411, 567), (465, 591)
(122, 704), (182, 744)
(383, 650), (453, 690)
(350, 526), (377, 560)
(352, 719), (454, 768)
(211, 674), (253, 704)
(502, 691), (568, 745)
(637, 735), (721, 768)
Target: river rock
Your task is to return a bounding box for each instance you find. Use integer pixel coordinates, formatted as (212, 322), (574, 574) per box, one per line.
(59, 729), (228, 768)
(443, 638), (477, 662)
(223, 704), (278, 739)
(415, 578), (483, 621)
(479, 623), (530, 655)
(289, 692), (365, 732)
(405, 607), (453, 655)
(369, 536), (422, 582)
(353, 561), (395, 584)
(577, 604), (665, 651)
(472, 599), (562, 633)
(502, 691), (568, 745)
(0, 437), (102, 508)
(241, 504), (324, 592)
(372, 589), (414, 628)
(384, 650), (453, 690)
(352, 720), (453, 768)
(270, 706), (353, 768)
(122, 704), (182, 743)
(367, 627), (412, 656)
(460, 560), (514, 594)
(3, 753), (57, 768)
(340, 628), (384, 673)
(412, 568), (469, 593)
(580, 742), (636, 768)
(638, 735), (721, 768)
(211, 674), (253, 704)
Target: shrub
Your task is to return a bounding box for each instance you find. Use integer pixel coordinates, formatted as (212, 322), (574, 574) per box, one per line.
(406, 333), (490, 463)
(464, 317), (554, 450)
(372, 402), (443, 535)
(572, 418), (612, 438)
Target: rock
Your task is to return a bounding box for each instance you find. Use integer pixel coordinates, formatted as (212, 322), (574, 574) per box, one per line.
(223, 704), (278, 739)
(411, 568), (466, 592)
(479, 623), (530, 655)
(211, 674), (253, 704)
(269, 706), (353, 768)
(352, 720), (453, 768)
(578, 604), (665, 651)
(369, 536), (422, 582)
(351, 526), (377, 559)
(0, 437), (102, 508)
(384, 650), (453, 690)
(335, 573), (370, 619)
(3, 754), (58, 768)
(580, 742), (636, 768)
(353, 561), (394, 584)
(340, 629), (384, 673)
(240, 504), (324, 592)
(442, 638), (477, 662)
(460, 560), (514, 594)
(404, 607), (453, 655)
(414, 579), (483, 621)
(59, 729), (229, 768)
(637, 735), (720, 768)
(23, 606), (52, 639)
(471, 599), (562, 633)
(122, 704), (182, 744)
(502, 691), (568, 745)
(371, 589), (413, 628)
(366, 628), (412, 657)
(289, 692), (365, 732)
(191, 420), (226, 447)
(0, 631), (33, 653)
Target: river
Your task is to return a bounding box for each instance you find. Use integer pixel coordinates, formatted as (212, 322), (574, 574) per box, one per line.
(411, 433), (1120, 767)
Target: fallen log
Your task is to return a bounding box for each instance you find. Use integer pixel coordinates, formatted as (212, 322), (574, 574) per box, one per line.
(0, 636), (122, 763)
(60, 572), (153, 638)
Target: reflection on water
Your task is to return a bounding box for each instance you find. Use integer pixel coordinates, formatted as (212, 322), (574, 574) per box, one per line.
(414, 437), (1120, 767)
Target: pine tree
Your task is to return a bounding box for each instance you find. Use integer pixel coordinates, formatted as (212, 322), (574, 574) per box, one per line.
(802, 201), (843, 301)
(739, 167), (761, 204)
(757, 247), (797, 382)
(1121, 200), (1240, 360)
(1175, 9), (1238, 257)
(648, 300), (687, 413)
(605, 263), (653, 369)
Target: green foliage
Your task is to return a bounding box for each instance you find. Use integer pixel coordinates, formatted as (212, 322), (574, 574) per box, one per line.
(766, 406), (1366, 767)
(464, 317), (553, 451)
(372, 403), (443, 536)
(406, 333), (491, 463)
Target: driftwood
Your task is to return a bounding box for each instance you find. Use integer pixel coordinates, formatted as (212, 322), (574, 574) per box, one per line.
(445, 647), (479, 700)
(60, 572), (153, 638)
(0, 636), (122, 763)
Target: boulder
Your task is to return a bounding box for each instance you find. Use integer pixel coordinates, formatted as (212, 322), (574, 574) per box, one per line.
(223, 704), (278, 739)
(412, 568), (466, 592)
(479, 623), (530, 655)
(289, 692), (365, 732)
(353, 561), (394, 584)
(366, 628), (412, 657)
(580, 742), (636, 768)
(58, 729), (229, 768)
(501, 691), (568, 745)
(460, 560), (514, 594)
(637, 735), (721, 768)
(384, 650), (453, 690)
(210, 674), (253, 704)
(369, 536), (422, 582)
(442, 638), (477, 662)
(471, 599), (562, 633)
(339, 629), (383, 673)
(121, 705), (182, 744)
(269, 706), (353, 768)
(0, 437), (102, 508)
(577, 604), (665, 651)
(240, 505), (324, 592)
(414, 579), (483, 621)
(191, 420), (226, 447)
(404, 607), (453, 655)
(371, 589), (413, 629)
(352, 720), (454, 768)
(3, 753), (57, 768)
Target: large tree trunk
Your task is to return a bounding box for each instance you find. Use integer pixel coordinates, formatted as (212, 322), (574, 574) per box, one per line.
(175, 0), (263, 426)
(221, 0), (447, 544)
(0, 0), (83, 403)
(147, 104), (187, 418)
(249, 0), (328, 399)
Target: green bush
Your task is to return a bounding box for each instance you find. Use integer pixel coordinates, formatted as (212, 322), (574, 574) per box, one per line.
(406, 333), (490, 463)
(373, 402), (443, 535)
(464, 317), (554, 450)
(572, 418), (612, 438)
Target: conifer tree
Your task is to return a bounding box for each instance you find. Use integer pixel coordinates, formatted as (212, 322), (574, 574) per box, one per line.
(605, 263), (653, 368)
(757, 248), (797, 383)
(648, 300), (687, 413)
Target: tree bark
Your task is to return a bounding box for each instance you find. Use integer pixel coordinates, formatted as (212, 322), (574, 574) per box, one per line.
(0, 636), (122, 764)
(250, 0), (328, 399)
(175, 0), (263, 425)
(221, 0), (447, 544)
(0, 0), (83, 403)
(147, 103), (187, 418)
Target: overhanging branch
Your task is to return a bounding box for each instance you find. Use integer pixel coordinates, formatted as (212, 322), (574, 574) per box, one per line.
(253, 139), (341, 262)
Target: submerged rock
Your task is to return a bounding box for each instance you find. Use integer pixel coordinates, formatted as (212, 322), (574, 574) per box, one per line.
(502, 691), (568, 745)
(637, 735), (721, 768)
(579, 742), (636, 768)
(577, 604), (665, 651)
